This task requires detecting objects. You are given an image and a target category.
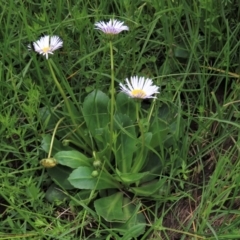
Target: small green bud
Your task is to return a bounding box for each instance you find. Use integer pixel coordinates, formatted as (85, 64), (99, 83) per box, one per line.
(91, 170), (99, 177)
(93, 160), (102, 168)
(40, 158), (58, 168)
(62, 139), (70, 146)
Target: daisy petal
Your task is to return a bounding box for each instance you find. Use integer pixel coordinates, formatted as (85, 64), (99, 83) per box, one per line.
(29, 35), (63, 59)
(120, 76), (159, 99)
(94, 19), (129, 35)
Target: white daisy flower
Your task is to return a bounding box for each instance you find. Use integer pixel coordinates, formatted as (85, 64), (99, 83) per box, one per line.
(120, 76), (159, 99)
(30, 35), (63, 59)
(94, 19), (129, 35)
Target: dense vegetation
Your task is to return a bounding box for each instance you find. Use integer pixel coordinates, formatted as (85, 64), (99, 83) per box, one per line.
(0, 0), (240, 239)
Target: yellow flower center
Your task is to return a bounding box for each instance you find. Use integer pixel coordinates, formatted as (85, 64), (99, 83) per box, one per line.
(42, 46), (51, 53)
(131, 89), (146, 98)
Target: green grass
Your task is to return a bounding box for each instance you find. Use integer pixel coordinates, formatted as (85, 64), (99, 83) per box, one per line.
(0, 0), (240, 239)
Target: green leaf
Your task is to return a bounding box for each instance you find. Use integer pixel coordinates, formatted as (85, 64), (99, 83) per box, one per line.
(68, 167), (120, 190)
(38, 107), (59, 130)
(113, 198), (146, 238)
(115, 92), (136, 121)
(131, 132), (152, 173)
(70, 190), (98, 206)
(41, 134), (72, 155)
(157, 102), (178, 122)
(130, 178), (169, 198)
(82, 90), (109, 133)
(64, 99), (83, 121)
(114, 113), (137, 172)
(94, 194), (146, 239)
(47, 165), (75, 190)
(45, 184), (69, 203)
(54, 150), (92, 168)
(121, 224), (146, 240)
(140, 152), (163, 183)
(149, 118), (169, 148)
(115, 169), (149, 185)
(174, 44), (190, 59)
(94, 192), (125, 221)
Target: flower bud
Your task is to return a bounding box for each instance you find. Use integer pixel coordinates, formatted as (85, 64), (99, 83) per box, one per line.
(91, 170), (99, 177)
(40, 158), (57, 168)
(62, 139), (70, 146)
(93, 160), (102, 168)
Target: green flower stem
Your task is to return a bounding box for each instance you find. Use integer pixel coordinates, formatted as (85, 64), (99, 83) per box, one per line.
(147, 98), (156, 123)
(132, 131), (145, 173)
(109, 40), (115, 153)
(48, 60), (70, 112)
(48, 60), (91, 150)
(136, 100), (140, 122)
(132, 101), (145, 173)
(48, 117), (65, 158)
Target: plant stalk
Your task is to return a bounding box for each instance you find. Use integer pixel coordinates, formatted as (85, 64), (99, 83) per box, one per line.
(109, 41), (115, 154)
